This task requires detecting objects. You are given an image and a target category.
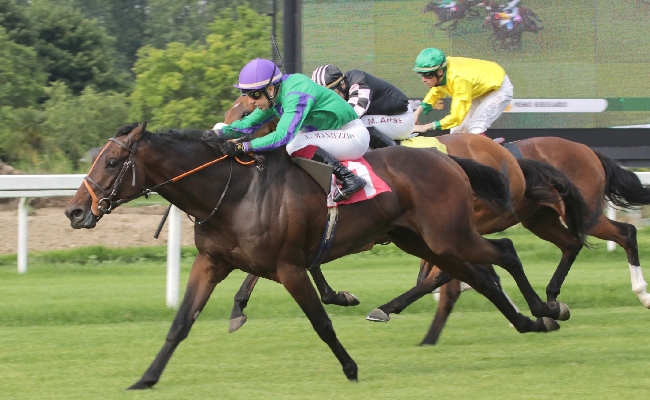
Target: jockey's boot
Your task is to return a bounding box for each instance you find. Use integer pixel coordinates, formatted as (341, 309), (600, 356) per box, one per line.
(368, 127), (397, 149)
(312, 147), (366, 202)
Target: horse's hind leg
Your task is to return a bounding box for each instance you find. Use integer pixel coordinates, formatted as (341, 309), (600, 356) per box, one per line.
(129, 253), (233, 390)
(589, 216), (650, 307)
(278, 264), (357, 381)
(388, 231), (556, 333)
(520, 207), (584, 303)
(418, 264), (520, 345)
(229, 273), (260, 333)
(482, 237), (571, 321)
(310, 266), (360, 307)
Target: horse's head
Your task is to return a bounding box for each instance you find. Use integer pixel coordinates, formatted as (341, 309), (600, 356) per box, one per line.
(65, 122), (148, 229)
(423, 1), (439, 13)
(224, 95), (277, 138)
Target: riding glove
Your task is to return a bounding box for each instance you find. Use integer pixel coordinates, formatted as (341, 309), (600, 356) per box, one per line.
(220, 140), (248, 157)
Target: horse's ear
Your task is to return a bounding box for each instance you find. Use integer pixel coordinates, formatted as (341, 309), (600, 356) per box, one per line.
(128, 121), (147, 142)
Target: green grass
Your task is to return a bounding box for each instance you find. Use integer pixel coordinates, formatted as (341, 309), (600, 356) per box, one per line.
(2, 226), (650, 398)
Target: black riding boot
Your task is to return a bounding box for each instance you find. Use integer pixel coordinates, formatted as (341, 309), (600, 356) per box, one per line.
(367, 127), (397, 149)
(312, 147), (366, 202)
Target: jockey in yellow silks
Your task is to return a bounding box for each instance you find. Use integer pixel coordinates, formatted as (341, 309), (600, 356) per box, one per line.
(411, 48), (513, 137)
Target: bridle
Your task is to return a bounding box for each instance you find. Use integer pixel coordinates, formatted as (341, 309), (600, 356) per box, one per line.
(83, 135), (257, 225)
(83, 137), (140, 218)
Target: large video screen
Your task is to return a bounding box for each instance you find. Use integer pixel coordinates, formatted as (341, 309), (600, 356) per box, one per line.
(301, 0), (650, 129)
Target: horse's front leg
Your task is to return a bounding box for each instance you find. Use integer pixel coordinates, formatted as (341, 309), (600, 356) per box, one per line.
(310, 266), (360, 306)
(128, 253), (233, 390)
(278, 264), (358, 381)
(420, 277), (462, 345)
(229, 273), (260, 333)
(366, 268), (453, 322)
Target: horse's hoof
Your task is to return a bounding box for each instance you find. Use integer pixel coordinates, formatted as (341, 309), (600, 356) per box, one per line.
(340, 291), (360, 306)
(553, 302), (570, 321)
(542, 317), (560, 332)
(366, 309), (390, 322)
(229, 316), (247, 333)
(127, 381), (154, 390)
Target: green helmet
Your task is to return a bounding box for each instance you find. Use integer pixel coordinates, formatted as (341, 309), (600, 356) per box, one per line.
(413, 48), (448, 73)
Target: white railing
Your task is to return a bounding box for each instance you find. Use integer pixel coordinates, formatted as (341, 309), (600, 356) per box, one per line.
(0, 174), (181, 308)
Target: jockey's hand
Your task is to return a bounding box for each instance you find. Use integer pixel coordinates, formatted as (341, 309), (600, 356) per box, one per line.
(412, 124), (432, 134)
(220, 140), (247, 157)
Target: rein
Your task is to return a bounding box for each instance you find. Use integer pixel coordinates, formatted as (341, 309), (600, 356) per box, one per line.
(84, 137), (256, 225)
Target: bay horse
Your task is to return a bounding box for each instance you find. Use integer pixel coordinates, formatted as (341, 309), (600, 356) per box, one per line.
(222, 96), (589, 333)
(484, 2), (542, 50)
(423, 0), (484, 31)
(64, 122), (567, 389)
(380, 137), (650, 345)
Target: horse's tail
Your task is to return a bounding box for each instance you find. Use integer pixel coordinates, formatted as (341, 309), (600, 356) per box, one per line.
(517, 158), (593, 244)
(447, 155), (514, 215)
(595, 150), (650, 209)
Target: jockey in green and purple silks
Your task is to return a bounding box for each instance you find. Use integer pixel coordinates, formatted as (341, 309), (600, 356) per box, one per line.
(213, 58), (369, 202)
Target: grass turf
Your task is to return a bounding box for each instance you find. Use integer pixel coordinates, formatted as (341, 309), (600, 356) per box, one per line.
(1, 225), (650, 398)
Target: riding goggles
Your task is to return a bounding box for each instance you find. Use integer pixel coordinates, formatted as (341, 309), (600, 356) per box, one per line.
(418, 70), (439, 79)
(243, 89), (265, 100)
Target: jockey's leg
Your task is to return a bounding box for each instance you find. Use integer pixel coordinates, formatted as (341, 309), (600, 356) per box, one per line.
(290, 145), (366, 202)
(465, 75), (513, 143)
(311, 147), (366, 202)
(286, 120), (369, 202)
(367, 127), (397, 149)
(361, 109), (414, 147)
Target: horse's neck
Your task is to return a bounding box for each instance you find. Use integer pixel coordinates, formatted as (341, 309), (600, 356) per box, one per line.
(140, 141), (299, 218)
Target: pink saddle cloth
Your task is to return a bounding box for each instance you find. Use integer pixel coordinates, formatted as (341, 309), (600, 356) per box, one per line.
(327, 157), (392, 208)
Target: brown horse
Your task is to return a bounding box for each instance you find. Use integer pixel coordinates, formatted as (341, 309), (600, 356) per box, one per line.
(423, 0), (485, 31)
(381, 137), (650, 345)
(484, 2), (543, 50)
(64, 122), (566, 389)
(222, 96), (589, 332)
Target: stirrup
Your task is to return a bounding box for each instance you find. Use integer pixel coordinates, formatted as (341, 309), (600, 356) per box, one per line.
(333, 176), (366, 202)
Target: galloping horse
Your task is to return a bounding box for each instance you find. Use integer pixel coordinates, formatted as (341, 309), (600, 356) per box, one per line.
(423, 0), (485, 31)
(484, 1), (543, 50)
(399, 137), (650, 345)
(222, 96), (588, 333)
(64, 123), (566, 389)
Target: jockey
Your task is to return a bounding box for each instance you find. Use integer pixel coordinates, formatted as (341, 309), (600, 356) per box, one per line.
(214, 58), (369, 202)
(441, 0), (457, 10)
(411, 48), (513, 138)
(311, 64), (414, 148)
(499, 0), (520, 30)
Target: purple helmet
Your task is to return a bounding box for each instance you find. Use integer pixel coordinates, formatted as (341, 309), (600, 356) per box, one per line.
(234, 58), (283, 91)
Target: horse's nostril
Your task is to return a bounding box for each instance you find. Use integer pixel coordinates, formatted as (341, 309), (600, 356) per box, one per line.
(69, 208), (83, 220)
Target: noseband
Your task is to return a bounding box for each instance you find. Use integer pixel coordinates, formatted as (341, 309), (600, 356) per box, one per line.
(83, 137), (139, 218)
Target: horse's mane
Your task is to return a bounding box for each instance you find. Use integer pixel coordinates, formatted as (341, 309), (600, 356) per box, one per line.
(114, 123), (227, 151)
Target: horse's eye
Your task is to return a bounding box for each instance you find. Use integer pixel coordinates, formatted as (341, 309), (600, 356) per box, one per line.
(107, 159), (119, 169)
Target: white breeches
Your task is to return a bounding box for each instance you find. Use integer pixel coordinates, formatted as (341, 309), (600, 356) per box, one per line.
(286, 119), (370, 160)
(450, 75), (514, 134)
(360, 108), (416, 140)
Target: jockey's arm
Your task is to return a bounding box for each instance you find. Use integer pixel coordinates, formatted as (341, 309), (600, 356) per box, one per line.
(247, 95), (311, 152)
(220, 108), (276, 139)
(347, 83), (371, 118)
